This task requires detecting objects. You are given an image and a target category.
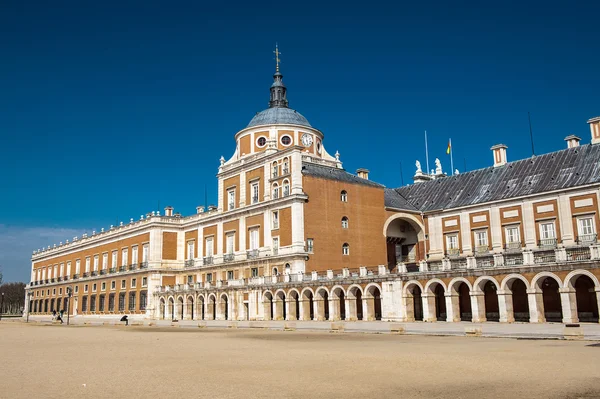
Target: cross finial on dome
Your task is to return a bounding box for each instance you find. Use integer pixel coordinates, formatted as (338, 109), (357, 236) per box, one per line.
(274, 43), (281, 72)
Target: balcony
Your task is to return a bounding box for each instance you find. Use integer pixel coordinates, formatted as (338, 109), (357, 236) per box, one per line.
(272, 170), (278, 179)
(139, 262), (148, 269)
(538, 238), (558, 249)
(534, 250), (556, 264)
(504, 242), (522, 252)
(577, 233), (597, 245)
(475, 245), (489, 256)
(91, 271), (98, 277)
(119, 266), (126, 272)
(73, 274), (79, 280)
(57, 277), (63, 282)
(223, 253), (235, 263)
(109, 267), (116, 274)
(63, 276), (69, 281)
(203, 256), (213, 266)
(100, 270), (107, 275)
(272, 247), (279, 256)
(282, 168), (289, 175)
(50, 278), (56, 283)
(446, 248), (460, 258)
(184, 259), (195, 267)
(504, 253), (523, 266)
(82, 272), (90, 278)
(247, 249), (259, 260)
(228, 203), (235, 211)
(129, 263), (137, 271)
(251, 196), (259, 204)
(450, 257), (468, 270)
(567, 247), (591, 261)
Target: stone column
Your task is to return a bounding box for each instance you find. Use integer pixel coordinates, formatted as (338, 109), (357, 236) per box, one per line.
(329, 297), (340, 321)
(287, 298), (297, 321)
(183, 298), (191, 320)
(314, 298), (326, 321)
(402, 295), (415, 322)
(422, 293), (437, 322)
(274, 299), (284, 320)
(364, 297), (375, 321)
(263, 300), (271, 321)
(496, 290), (514, 323)
(527, 288), (545, 323)
(445, 293), (461, 322)
(346, 297), (357, 321)
(299, 299), (309, 320)
(559, 288), (579, 324)
(470, 291), (486, 322)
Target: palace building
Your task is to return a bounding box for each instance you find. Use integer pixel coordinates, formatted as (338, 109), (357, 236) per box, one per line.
(25, 63), (600, 325)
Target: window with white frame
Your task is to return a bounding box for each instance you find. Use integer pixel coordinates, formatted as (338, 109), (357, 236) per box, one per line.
(342, 243), (350, 255)
(446, 234), (459, 251)
(142, 244), (149, 263)
(227, 270), (234, 280)
(226, 233), (235, 254)
(227, 189), (236, 211)
(59, 263), (64, 277)
(505, 225), (520, 244)
(251, 267), (259, 277)
(132, 246), (138, 265)
(475, 230), (488, 247)
(187, 275), (193, 284)
(92, 283), (97, 292)
(340, 190), (348, 202)
(75, 259), (80, 274)
(272, 161), (278, 178)
(66, 261), (71, 276)
(187, 241), (195, 259)
(142, 277), (147, 287)
(112, 251), (118, 268)
(131, 278), (137, 288)
(102, 253), (108, 270)
(85, 257), (91, 273)
(539, 221), (556, 239)
(101, 282), (106, 291)
(283, 158), (289, 174)
(341, 216), (349, 229)
(53, 265), (58, 277)
(84, 284), (89, 293)
(122, 248), (128, 266)
(577, 216), (595, 238)
(272, 183), (280, 199)
(249, 228), (259, 250)
(205, 237), (214, 257)
(111, 281), (116, 290)
(251, 182), (259, 204)
(121, 280), (126, 289)
(272, 210), (279, 229)
(93, 255), (99, 272)
(283, 180), (290, 197)
(307, 238), (314, 253)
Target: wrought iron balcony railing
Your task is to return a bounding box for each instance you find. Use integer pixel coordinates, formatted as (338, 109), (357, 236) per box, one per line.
(109, 267), (116, 274)
(73, 274), (79, 280)
(184, 259), (194, 267)
(538, 238), (558, 249)
(203, 256), (213, 266)
(247, 249), (259, 259)
(82, 272), (90, 278)
(577, 233), (597, 245)
(504, 241), (522, 252)
(139, 262), (148, 269)
(119, 266), (126, 272)
(223, 253), (235, 262)
(129, 263), (137, 271)
(474, 245), (489, 255)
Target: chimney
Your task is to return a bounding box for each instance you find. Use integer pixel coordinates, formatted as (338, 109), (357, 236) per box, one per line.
(356, 168), (369, 180)
(491, 144), (508, 167)
(208, 205), (217, 212)
(164, 206), (174, 217)
(564, 134), (581, 148)
(196, 206), (205, 214)
(587, 116), (600, 145)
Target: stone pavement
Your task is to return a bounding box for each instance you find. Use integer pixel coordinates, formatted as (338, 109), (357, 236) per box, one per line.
(12, 315), (600, 340)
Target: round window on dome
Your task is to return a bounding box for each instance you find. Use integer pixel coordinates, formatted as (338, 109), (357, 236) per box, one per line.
(256, 136), (267, 148)
(280, 135), (292, 146)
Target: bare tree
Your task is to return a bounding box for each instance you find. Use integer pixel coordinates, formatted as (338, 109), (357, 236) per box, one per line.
(0, 282), (26, 315)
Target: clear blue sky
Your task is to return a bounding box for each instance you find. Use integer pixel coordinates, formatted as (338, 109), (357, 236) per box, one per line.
(1, 0), (599, 282)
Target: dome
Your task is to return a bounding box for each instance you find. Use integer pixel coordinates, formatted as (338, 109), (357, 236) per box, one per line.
(247, 107), (312, 128)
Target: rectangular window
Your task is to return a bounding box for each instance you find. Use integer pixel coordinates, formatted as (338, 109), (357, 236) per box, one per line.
(121, 280), (126, 289)
(102, 253), (108, 270)
(90, 296), (96, 312)
(132, 246), (138, 265)
(84, 284), (89, 293)
(99, 295), (105, 312)
(251, 267), (258, 277)
(82, 296), (88, 312)
(272, 210), (279, 230)
(226, 233), (235, 254)
(249, 228), (259, 250)
(75, 259), (81, 274)
(59, 263), (64, 277)
(59, 288), (62, 295)
(74, 286), (79, 294)
(131, 278), (137, 288)
(108, 294), (115, 312)
(112, 251), (118, 268)
(505, 225), (520, 244)
(142, 277), (147, 287)
(142, 244), (149, 263)
(227, 270), (234, 280)
(207, 273), (213, 283)
(92, 283), (97, 292)
(578, 217), (594, 236)
(446, 234), (459, 251)
(111, 281), (116, 290)
(540, 222), (556, 239)
(228, 189), (236, 211)
(187, 241), (195, 259)
(122, 248), (128, 266)
(93, 255), (99, 271)
(475, 230), (488, 247)
(272, 237), (279, 254)
(67, 261), (71, 276)
(128, 293), (136, 311)
(118, 293), (125, 312)
(307, 238), (314, 253)
(101, 282), (106, 291)
(251, 182), (259, 204)
(205, 237), (214, 257)
(187, 275), (193, 284)
(85, 257), (90, 273)
(140, 291), (147, 311)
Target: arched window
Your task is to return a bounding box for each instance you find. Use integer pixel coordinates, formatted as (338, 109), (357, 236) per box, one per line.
(340, 190), (348, 202)
(341, 216), (349, 229)
(285, 263), (291, 274)
(272, 161), (278, 178)
(283, 179), (290, 197)
(272, 183), (280, 199)
(272, 267), (279, 276)
(283, 157), (289, 174)
(342, 243), (350, 255)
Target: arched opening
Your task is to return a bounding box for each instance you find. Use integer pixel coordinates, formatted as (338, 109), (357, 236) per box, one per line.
(347, 287), (363, 321)
(504, 278), (530, 322)
(315, 289), (329, 320)
(331, 287), (346, 321)
(341, 216), (349, 229)
(457, 283), (472, 321)
(385, 215), (424, 272)
(159, 298), (166, 320)
(284, 263), (291, 275)
(367, 286), (383, 321)
(187, 296), (194, 320)
(178, 297), (184, 320)
(289, 291), (300, 320)
(573, 275), (599, 322)
(209, 295), (216, 320)
(411, 285), (423, 321)
(50, 298), (55, 313)
(541, 277), (562, 322)
(275, 291), (286, 320)
(168, 298), (175, 320)
(483, 281), (499, 322)
(44, 299), (48, 313)
(434, 284), (447, 321)
(220, 294), (229, 320)
(199, 297), (205, 320)
(264, 292), (274, 321)
(301, 290), (315, 320)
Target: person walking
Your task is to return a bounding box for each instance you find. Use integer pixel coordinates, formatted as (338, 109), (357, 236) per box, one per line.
(57, 311), (63, 324)
(52, 310), (57, 321)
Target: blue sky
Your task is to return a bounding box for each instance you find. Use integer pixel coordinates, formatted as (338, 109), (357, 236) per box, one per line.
(1, 1), (599, 282)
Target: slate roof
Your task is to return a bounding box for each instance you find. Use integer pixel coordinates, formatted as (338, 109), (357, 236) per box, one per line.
(387, 144), (600, 212)
(301, 163), (385, 188)
(247, 107), (312, 128)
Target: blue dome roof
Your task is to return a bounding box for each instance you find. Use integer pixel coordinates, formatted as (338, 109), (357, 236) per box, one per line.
(247, 107), (311, 128)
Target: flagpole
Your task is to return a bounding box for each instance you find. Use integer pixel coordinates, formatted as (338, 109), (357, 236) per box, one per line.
(425, 130), (430, 175)
(450, 138), (454, 174)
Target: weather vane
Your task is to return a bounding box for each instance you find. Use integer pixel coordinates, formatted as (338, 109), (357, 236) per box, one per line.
(274, 43), (281, 72)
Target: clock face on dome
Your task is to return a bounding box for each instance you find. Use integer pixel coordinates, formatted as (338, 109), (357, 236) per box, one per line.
(301, 133), (313, 147)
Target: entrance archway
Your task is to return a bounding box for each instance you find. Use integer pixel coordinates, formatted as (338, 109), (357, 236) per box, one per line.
(540, 277), (562, 322)
(208, 295), (216, 320)
(263, 292), (274, 321)
(564, 271), (600, 323)
(168, 298), (175, 320)
(159, 298), (166, 319)
(331, 286), (346, 321)
(220, 294), (229, 320)
(288, 290), (300, 321)
(347, 286), (363, 321)
(501, 275), (530, 322)
(187, 296), (194, 320)
(315, 288), (329, 320)
(198, 295), (205, 320)
(404, 282), (423, 321)
(384, 214), (426, 272)
(434, 284), (446, 321)
(366, 285), (383, 321)
(458, 283), (472, 321)
(301, 289), (314, 320)
(178, 297), (184, 320)
(275, 291), (286, 320)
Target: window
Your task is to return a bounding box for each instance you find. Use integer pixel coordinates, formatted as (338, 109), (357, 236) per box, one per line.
(101, 282), (106, 291)
(251, 182), (259, 204)
(306, 238), (314, 253)
(228, 189), (236, 211)
(206, 273), (213, 283)
(75, 260), (81, 274)
(111, 281), (116, 290)
(108, 294), (115, 312)
(505, 225), (520, 244)
(283, 180), (290, 197)
(227, 270), (234, 280)
(53, 288), (56, 295)
(272, 267), (279, 276)
(187, 275), (193, 284)
(578, 217), (594, 237)
(74, 286), (79, 294)
(129, 293), (136, 311)
(92, 283), (97, 292)
(257, 136), (267, 148)
(446, 234), (459, 250)
(272, 183), (280, 199)
(341, 217), (349, 229)
(281, 135), (292, 146)
(93, 255), (99, 272)
(226, 233), (235, 254)
(272, 210), (279, 229)
(121, 280), (126, 289)
(187, 241), (195, 260)
(82, 296), (88, 312)
(59, 288), (62, 295)
(340, 190), (348, 202)
(251, 267), (259, 277)
(205, 237), (214, 257)
(272, 161), (278, 178)
(272, 237), (279, 254)
(66, 261), (71, 276)
(118, 293), (125, 312)
(285, 263), (291, 274)
(283, 158), (289, 174)
(140, 292), (147, 311)
(132, 246), (138, 265)
(85, 257), (91, 273)
(540, 222), (556, 239)
(59, 263), (64, 277)
(342, 243), (350, 255)
(102, 253), (108, 270)
(142, 277), (147, 287)
(84, 284), (89, 293)
(142, 244), (149, 263)
(112, 251), (118, 268)
(99, 295), (105, 312)
(121, 248), (128, 267)
(249, 228), (259, 250)
(90, 296), (96, 312)
(131, 278), (137, 288)
(475, 230), (488, 247)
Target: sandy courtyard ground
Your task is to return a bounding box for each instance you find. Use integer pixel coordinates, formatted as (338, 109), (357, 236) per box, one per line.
(1, 322), (599, 399)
